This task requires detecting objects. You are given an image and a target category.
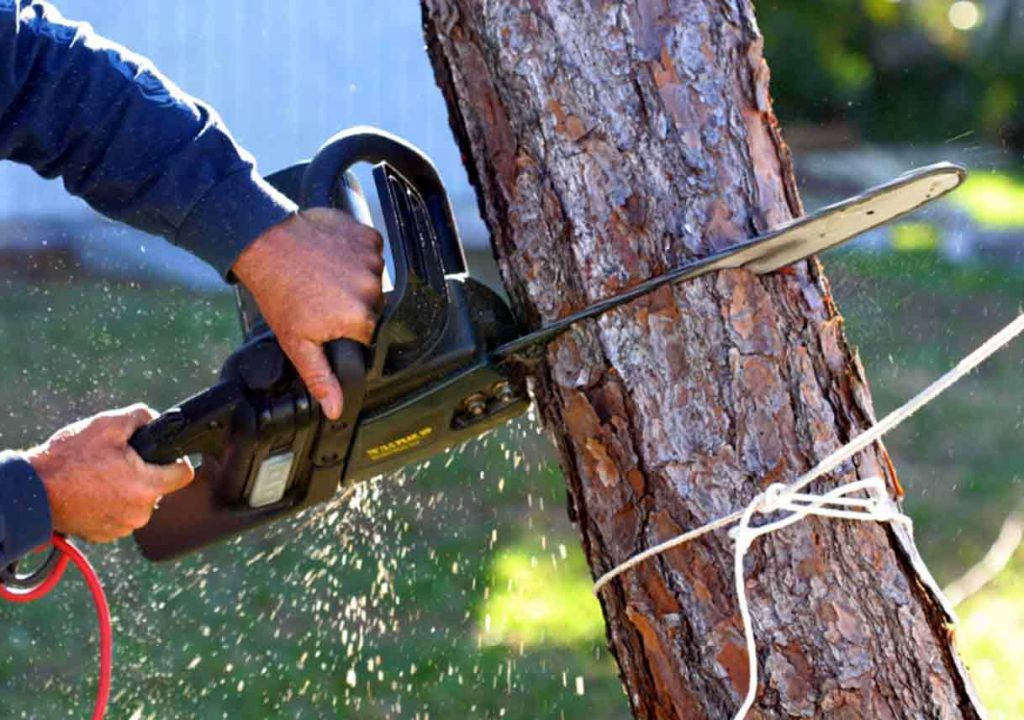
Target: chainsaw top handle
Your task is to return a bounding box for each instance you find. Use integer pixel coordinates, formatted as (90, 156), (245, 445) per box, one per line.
(297, 127), (472, 384)
(300, 126), (467, 282)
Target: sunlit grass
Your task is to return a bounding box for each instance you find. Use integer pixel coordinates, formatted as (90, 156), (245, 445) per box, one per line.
(956, 549), (1024, 719)
(479, 543), (604, 647)
(890, 221), (940, 252)
(950, 172), (1024, 228)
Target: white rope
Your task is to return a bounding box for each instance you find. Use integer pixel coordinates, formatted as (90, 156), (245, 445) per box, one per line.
(729, 477), (910, 718)
(592, 311), (1024, 719)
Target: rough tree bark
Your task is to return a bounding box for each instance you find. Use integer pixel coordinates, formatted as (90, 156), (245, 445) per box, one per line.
(421, 2), (983, 718)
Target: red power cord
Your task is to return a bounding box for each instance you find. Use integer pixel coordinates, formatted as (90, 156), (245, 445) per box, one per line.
(0, 534), (112, 720)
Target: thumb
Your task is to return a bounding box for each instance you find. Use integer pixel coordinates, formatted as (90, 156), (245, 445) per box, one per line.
(286, 338), (343, 420)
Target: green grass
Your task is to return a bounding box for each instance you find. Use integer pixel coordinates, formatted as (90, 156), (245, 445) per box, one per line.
(957, 547), (1024, 720)
(479, 541), (605, 647)
(826, 250), (1024, 573)
(890, 221), (941, 252)
(1, 247), (1022, 717)
(950, 171), (1024, 229)
(0, 277), (239, 446)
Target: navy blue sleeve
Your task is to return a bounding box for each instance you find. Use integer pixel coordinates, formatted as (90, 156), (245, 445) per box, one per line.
(0, 451), (52, 568)
(0, 0), (298, 277)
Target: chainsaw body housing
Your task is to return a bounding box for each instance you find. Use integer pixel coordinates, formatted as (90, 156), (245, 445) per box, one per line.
(131, 129), (528, 561)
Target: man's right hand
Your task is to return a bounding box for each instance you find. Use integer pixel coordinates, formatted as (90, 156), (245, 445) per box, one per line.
(25, 404), (194, 543)
(231, 208), (385, 421)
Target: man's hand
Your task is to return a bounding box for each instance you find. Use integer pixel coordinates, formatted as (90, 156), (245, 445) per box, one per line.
(25, 404), (194, 543)
(231, 208), (384, 419)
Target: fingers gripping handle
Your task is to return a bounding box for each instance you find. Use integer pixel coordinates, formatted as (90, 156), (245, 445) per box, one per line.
(127, 383), (241, 466)
(313, 340), (368, 470)
(128, 413), (184, 465)
(325, 340), (369, 420)
(131, 135), (378, 468)
(301, 130), (377, 410)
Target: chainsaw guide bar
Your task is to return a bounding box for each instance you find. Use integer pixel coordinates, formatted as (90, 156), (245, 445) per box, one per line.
(491, 162), (966, 363)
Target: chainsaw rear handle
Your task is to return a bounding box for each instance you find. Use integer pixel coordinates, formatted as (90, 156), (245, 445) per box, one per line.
(127, 340), (367, 467)
(127, 413), (184, 465)
(128, 383), (241, 465)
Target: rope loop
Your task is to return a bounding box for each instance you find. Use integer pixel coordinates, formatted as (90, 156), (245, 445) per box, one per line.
(758, 482), (789, 514)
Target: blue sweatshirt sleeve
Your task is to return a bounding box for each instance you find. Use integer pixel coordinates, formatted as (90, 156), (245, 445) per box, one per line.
(0, 451), (52, 568)
(0, 0), (298, 277)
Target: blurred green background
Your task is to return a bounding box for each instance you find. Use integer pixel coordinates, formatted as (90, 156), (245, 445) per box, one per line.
(1, 1), (1024, 718)
(762, 0), (1024, 149)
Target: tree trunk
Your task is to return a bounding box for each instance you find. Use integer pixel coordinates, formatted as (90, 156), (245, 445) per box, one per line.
(421, 2), (983, 718)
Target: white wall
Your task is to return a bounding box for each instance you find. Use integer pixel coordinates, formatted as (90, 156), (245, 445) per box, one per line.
(0, 1), (487, 250)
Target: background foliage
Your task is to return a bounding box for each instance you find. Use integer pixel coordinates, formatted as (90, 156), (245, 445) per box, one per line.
(761, 0), (1024, 147)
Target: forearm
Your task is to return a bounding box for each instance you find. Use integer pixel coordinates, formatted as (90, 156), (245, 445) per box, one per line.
(0, 0), (296, 276)
(0, 451), (51, 568)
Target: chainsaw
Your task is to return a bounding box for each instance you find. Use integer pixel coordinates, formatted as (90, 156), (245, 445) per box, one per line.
(0, 128), (967, 720)
(118, 126), (965, 561)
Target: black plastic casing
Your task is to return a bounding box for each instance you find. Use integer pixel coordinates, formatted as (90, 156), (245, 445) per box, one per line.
(131, 128), (527, 561)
